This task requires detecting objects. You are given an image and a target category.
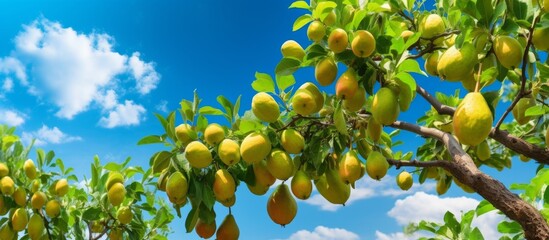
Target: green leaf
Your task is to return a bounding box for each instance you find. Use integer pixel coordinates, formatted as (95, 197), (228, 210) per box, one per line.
(476, 200), (496, 216)
(199, 106), (224, 115)
(196, 114), (208, 133)
(289, 0), (309, 9)
(525, 105), (546, 117)
(476, 0), (494, 27)
(252, 72), (276, 93)
(443, 211), (461, 235)
(497, 221), (522, 233)
(217, 95), (234, 120)
(275, 74), (296, 93)
(397, 59), (427, 76)
(180, 100), (194, 122)
(238, 119), (263, 134)
(293, 14), (313, 31)
(315, 1), (337, 20)
(137, 135), (164, 145)
(185, 206), (200, 233)
(470, 227), (485, 240)
(353, 9), (367, 29)
(275, 57), (302, 76)
(82, 207), (102, 221)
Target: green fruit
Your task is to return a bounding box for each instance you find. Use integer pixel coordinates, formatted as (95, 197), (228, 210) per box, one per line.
(476, 140), (491, 161)
(247, 181), (269, 196)
(351, 30), (376, 58)
(185, 141), (213, 168)
(544, 0), (549, 12)
(117, 206), (133, 224)
(240, 132), (272, 164)
(213, 169), (236, 202)
(461, 73), (476, 92)
(291, 170), (312, 200)
(280, 129), (305, 154)
(266, 149), (294, 181)
(424, 51), (441, 76)
(106, 171), (124, 190)
(356, 138), (372, 159)
(328, 28), (349, 53)
(323, 11), (336, 26)
(340, 5), (355, 26)
(11, 208), (28, 231)
(28, 213), (45, 240)
(55, 178), (69, 197)
(218, 139), (241, 166)
(343, 86), (366, 112)
(166, 172), (188, 205)
(366, 151), (389, 180)
(419, 14), (445, 39)
(315, 57), (338, 86)
(298, 82), (324, 113)
(204, 123), (225, 145)
(13, 187), (26, 206)
(335, 69), (359, 99)
(252, 92), (280, 123)
(292, 89), (317, 116)
(267, 184), (297, 226)
(334, 104), (348, 136)
(24, 159), (37, 179)
(152, 151), (171, 174)
(338, 150), (362, 185)
(453, 92), (493, 146)
(473, 32), (490, 53)
(31, 191), (47, 209)
(512, 97), (536, 125)
(216, 214), (239, 240)
(175, 124), (197, 146)
(45, 200), (61, 218)
(372, 87), (400, 125)
(0, 163), (9, 177)
(454, 177), (475, 193)
(281, 40), (305, 60)
(109, 229), (123, 240)
(436, 179), (449, 195)
(519, 154), (530, 162)
(108, 182), (126, 206)
(307, 20), (326, 42)
(425, 167), (438, 179)
(533, 27), (549, 51)
(494, 36), (523, 69)
(396, 171), (413, 191)
(0, 176), (14, 195)
(0, 224), (14, 239)
(367, 117), (382, 142)
(546, 129), (549, 148)
(314, 167), (350, 205)
(437, 44), (477, 81)
(195, 218), (216, 239)
(396, 78), (413, 112)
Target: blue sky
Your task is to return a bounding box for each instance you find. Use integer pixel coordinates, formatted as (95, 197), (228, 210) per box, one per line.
(0, 1), (539, 239)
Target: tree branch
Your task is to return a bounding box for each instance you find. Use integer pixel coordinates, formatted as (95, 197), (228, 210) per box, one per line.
(416, 85), (455, 116)
(387, 158), (452, 169)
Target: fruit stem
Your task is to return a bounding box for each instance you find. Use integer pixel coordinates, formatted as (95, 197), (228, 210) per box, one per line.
(474, 62), (483, 93)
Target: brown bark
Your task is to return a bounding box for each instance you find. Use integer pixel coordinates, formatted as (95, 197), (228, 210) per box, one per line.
(390, 121), (549, 239)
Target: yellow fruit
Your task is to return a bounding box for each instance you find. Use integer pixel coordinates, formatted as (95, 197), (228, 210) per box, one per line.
(473, 32), (490, 53)
(367, 118), (382, 142)
(477, 140), (491, 161)
(152, 151), (171, 174)
(292, 89), (317, 116)
(328, 28), (349, 53)
(396, 78), (413, 112)
(108, 182), (126, 206)
(55, 178), (69, 197)
(266, 149), (294, 181)
(366, 151), (389, 180)
(204, 123), (225, 145)
(291, 170), (312, 200)
(13, 187), (26, 206)
(512, 97), (536, 125)
(106, 171), (124, 190)
(437, 44), (477, 81)
(253, 160), (276, 188)
(335, 68), (359, 99)
(453, 92), (493, 146)
(91, 221), (104, 233)
(0, 224), (14, 239)
(109, 229), (123, 240)
(338, 150), (362, 185)
(0, 176), (14, 195)
(240, 132), (272, 164)
(424, 51), (441, 76)
(494, 36), (523, 69)
(280, 129), (305, 154)
(28, 213), (44, 240)
(251, 92), (280, 123)
(307, 20), (326, 42)
(400, 30), (414, 41)
(372, 87), (400, 125)
(157, 170), (169, 191)
(315, 57), (338, 86)
(314, 167), (350, 205)
(543, 0), (549, 12)
(436, 179), (449, 195)
(396, 171), (413, 190)
(247, 181), (269, 196)
(0, 196), (7, 215)
(117, 206), (133, 224)
(195, 218), (216, 239)
(461, 72), (476, 92)
(298, 82), (324, 113)
(445, 34), (457, 47)
(454, 178), (475, 193)
(213, 169), (236, 202)
(519, 154), (530, 162)
(175, 124), (197, 146)
(323, 11), (336, 26)
(546, 129), (549, 148)
(0, 163), (9, 177)
(11, 208), (28, 231)
(343, 86), (366, 112)
(533, 27), (549, 51)
(351, 30), (376, 58)
(267, 184), (297, 226)
(281, 40), (305, 60)
(31, 191), (47, 209)
(217, 214), (239, 240)
(185, 141), (213, 169)
(218, 194), (236, 207)
(24, 159), (37, 179)
(419, 14), (445, 39)
(218, 139), (241, 166)
(166, 172), (188, 205)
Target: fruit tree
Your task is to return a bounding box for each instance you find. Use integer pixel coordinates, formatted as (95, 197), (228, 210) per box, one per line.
(2, 0), (549, 239)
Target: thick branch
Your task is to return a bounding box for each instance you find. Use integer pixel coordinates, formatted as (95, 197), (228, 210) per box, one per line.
(387, 158), (452, 169)
(389, 120), (549, 239)
(416, 85), (455, 115)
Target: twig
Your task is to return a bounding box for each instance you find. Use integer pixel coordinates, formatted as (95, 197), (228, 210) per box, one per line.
(387, 158), (452, 169)
(415, 85), (455, 116)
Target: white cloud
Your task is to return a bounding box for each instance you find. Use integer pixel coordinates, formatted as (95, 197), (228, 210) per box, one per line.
(129, 52), (160, 95)
(0, 109), (26, 126)
(2, 77), (13, 92)
(22, 125), (81, 146)
(99, 100), (146, 128)
(304, 175), (436, 211)
(155, 100), (168, 113)
(381, 192), (504, 240)
(281, 226), (360, 240)
(375, 231), (428, 240)
(0, 18), (159, 127)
